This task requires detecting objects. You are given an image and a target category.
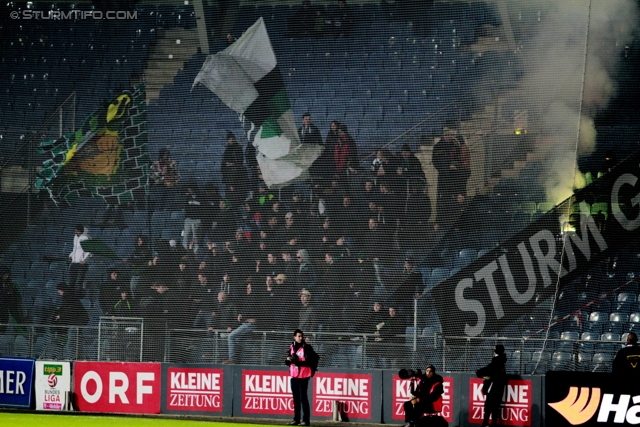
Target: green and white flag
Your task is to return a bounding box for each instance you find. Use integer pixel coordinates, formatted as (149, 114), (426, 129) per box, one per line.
(193, 17), (322, 188)
(36, 84), (150, 205)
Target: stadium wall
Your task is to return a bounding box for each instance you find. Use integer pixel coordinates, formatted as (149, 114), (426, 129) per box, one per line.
(0, 357), (546, 426)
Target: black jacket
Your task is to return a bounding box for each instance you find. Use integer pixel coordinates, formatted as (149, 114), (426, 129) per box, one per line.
(477, 353), (507, 399)
(613, 343), (640, 375)
(185, 189), (205, 220)
(53, 287), (89, 327)
(299, 124), (323, 145)
(415, 373), (444, 414)
(0, 274), (24, 332)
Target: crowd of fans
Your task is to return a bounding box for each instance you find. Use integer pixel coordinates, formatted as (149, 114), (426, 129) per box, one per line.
(66, 108), (471, 362)
(0, 0), (476, 361)
(0, 101), (476, 362)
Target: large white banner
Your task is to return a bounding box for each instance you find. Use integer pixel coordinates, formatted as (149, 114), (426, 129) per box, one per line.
(35, 361), (70, 411)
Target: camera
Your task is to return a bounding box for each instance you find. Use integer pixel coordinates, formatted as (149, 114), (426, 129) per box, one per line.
(285, 353), (299, 366)
(398, 368), (422, 379)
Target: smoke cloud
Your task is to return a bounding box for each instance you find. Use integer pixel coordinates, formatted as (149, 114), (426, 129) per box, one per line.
(508, 0), (638, 203)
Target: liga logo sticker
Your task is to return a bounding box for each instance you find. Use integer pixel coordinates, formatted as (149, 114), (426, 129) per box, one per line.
(35, 361), (69, 411)
(47, 374), (58, 388)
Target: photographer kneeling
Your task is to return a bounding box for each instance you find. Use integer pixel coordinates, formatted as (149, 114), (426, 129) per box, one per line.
(402, 365), (445, 427)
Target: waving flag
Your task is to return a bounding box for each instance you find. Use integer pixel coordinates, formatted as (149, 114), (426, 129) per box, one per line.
(36, 84), (150, 205)
(193, 17), (322, 188)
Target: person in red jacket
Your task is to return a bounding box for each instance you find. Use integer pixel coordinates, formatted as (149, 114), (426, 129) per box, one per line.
(403, 365), (444, 427)
(334, 125), (358, 175)
(285, 329), (318, 426)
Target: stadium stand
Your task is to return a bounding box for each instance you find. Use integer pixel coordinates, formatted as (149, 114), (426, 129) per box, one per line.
(0, 0), (639, 376)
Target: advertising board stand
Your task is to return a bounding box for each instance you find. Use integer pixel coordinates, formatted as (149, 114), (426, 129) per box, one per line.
(73, 361), (161, 414)
(233, 365), (301, 421)
(0, 357), (35, 409)
(35, 361), (70, 411)
(161, 363), (233, 416)
(382, 370), (460, 426)
(546, 371), (640, 427)
(459, 373), (541, 427)
(233, 365), (382, 423)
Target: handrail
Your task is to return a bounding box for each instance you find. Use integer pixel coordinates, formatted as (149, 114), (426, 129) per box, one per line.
(359, 97), (460, 163)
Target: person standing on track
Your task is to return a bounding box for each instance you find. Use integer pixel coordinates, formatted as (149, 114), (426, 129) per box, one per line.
(285, 329), (318, 426)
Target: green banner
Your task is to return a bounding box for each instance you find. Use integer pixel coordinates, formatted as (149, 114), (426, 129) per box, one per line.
(36, 83), (150, 205)
(43, 364), (63, 376)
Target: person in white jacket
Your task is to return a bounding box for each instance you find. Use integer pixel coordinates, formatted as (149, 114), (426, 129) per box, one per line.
(68, 224), (91, 293)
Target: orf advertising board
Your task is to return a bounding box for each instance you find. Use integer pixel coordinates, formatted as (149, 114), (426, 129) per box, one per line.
(235, 367), (295, 418)
(312, 370), (382, 422)
(74, 361), (161, 413)
(546, 371), (640, 427)
(35, 361), (70, 411)
(0, 357), (35, 408)
(388, 373), (454, 424)
(161, 364), (232, 416)
(468, 378), (532, 426)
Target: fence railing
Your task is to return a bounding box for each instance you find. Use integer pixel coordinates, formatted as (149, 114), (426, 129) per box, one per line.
(0, 321), (624, 375)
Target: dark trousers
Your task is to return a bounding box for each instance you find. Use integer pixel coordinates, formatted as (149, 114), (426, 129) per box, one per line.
(291, 377), (310, 423)
(68, 263), (88, 293)
(482, 394), (502, 426)
(403, 399), (424, 422)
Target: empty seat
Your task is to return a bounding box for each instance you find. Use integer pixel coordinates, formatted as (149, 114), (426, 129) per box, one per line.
(531, 351), (551, 362)
(598, 332), (622, 354)
(161, 228), (181, 242)
(617, 292), (636, 303)
(11, 260), (30, 281)
(507, 350), (530, 373)
(629, 312), (640, 330)
(100, 228), (121, 248)
(151, 211), (169, 236)
(13, 335), (29, 357)
(591, 353), (613, 372)
(49, 261), (68, 282)
(576, 352), (593, 371)
(551, 351), (574, 370)
(0, 334), (14, 356)
(579, 331), (600, 352)
(27, 261), (47, 281)
(607, 312), (629, 334)
(613, 300), (632, 314)
(126, 210), (149, 230)
(167, 211), (186, 229)
(557, 331), (579, 352)
(585, 311), (607, 334)
(430, 268), (450, 287)
(454, 248), (477, 270)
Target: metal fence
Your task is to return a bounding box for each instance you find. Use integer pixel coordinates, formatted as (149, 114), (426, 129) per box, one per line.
(97, 316), (144, 362)
(0, 321), (624, 375)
